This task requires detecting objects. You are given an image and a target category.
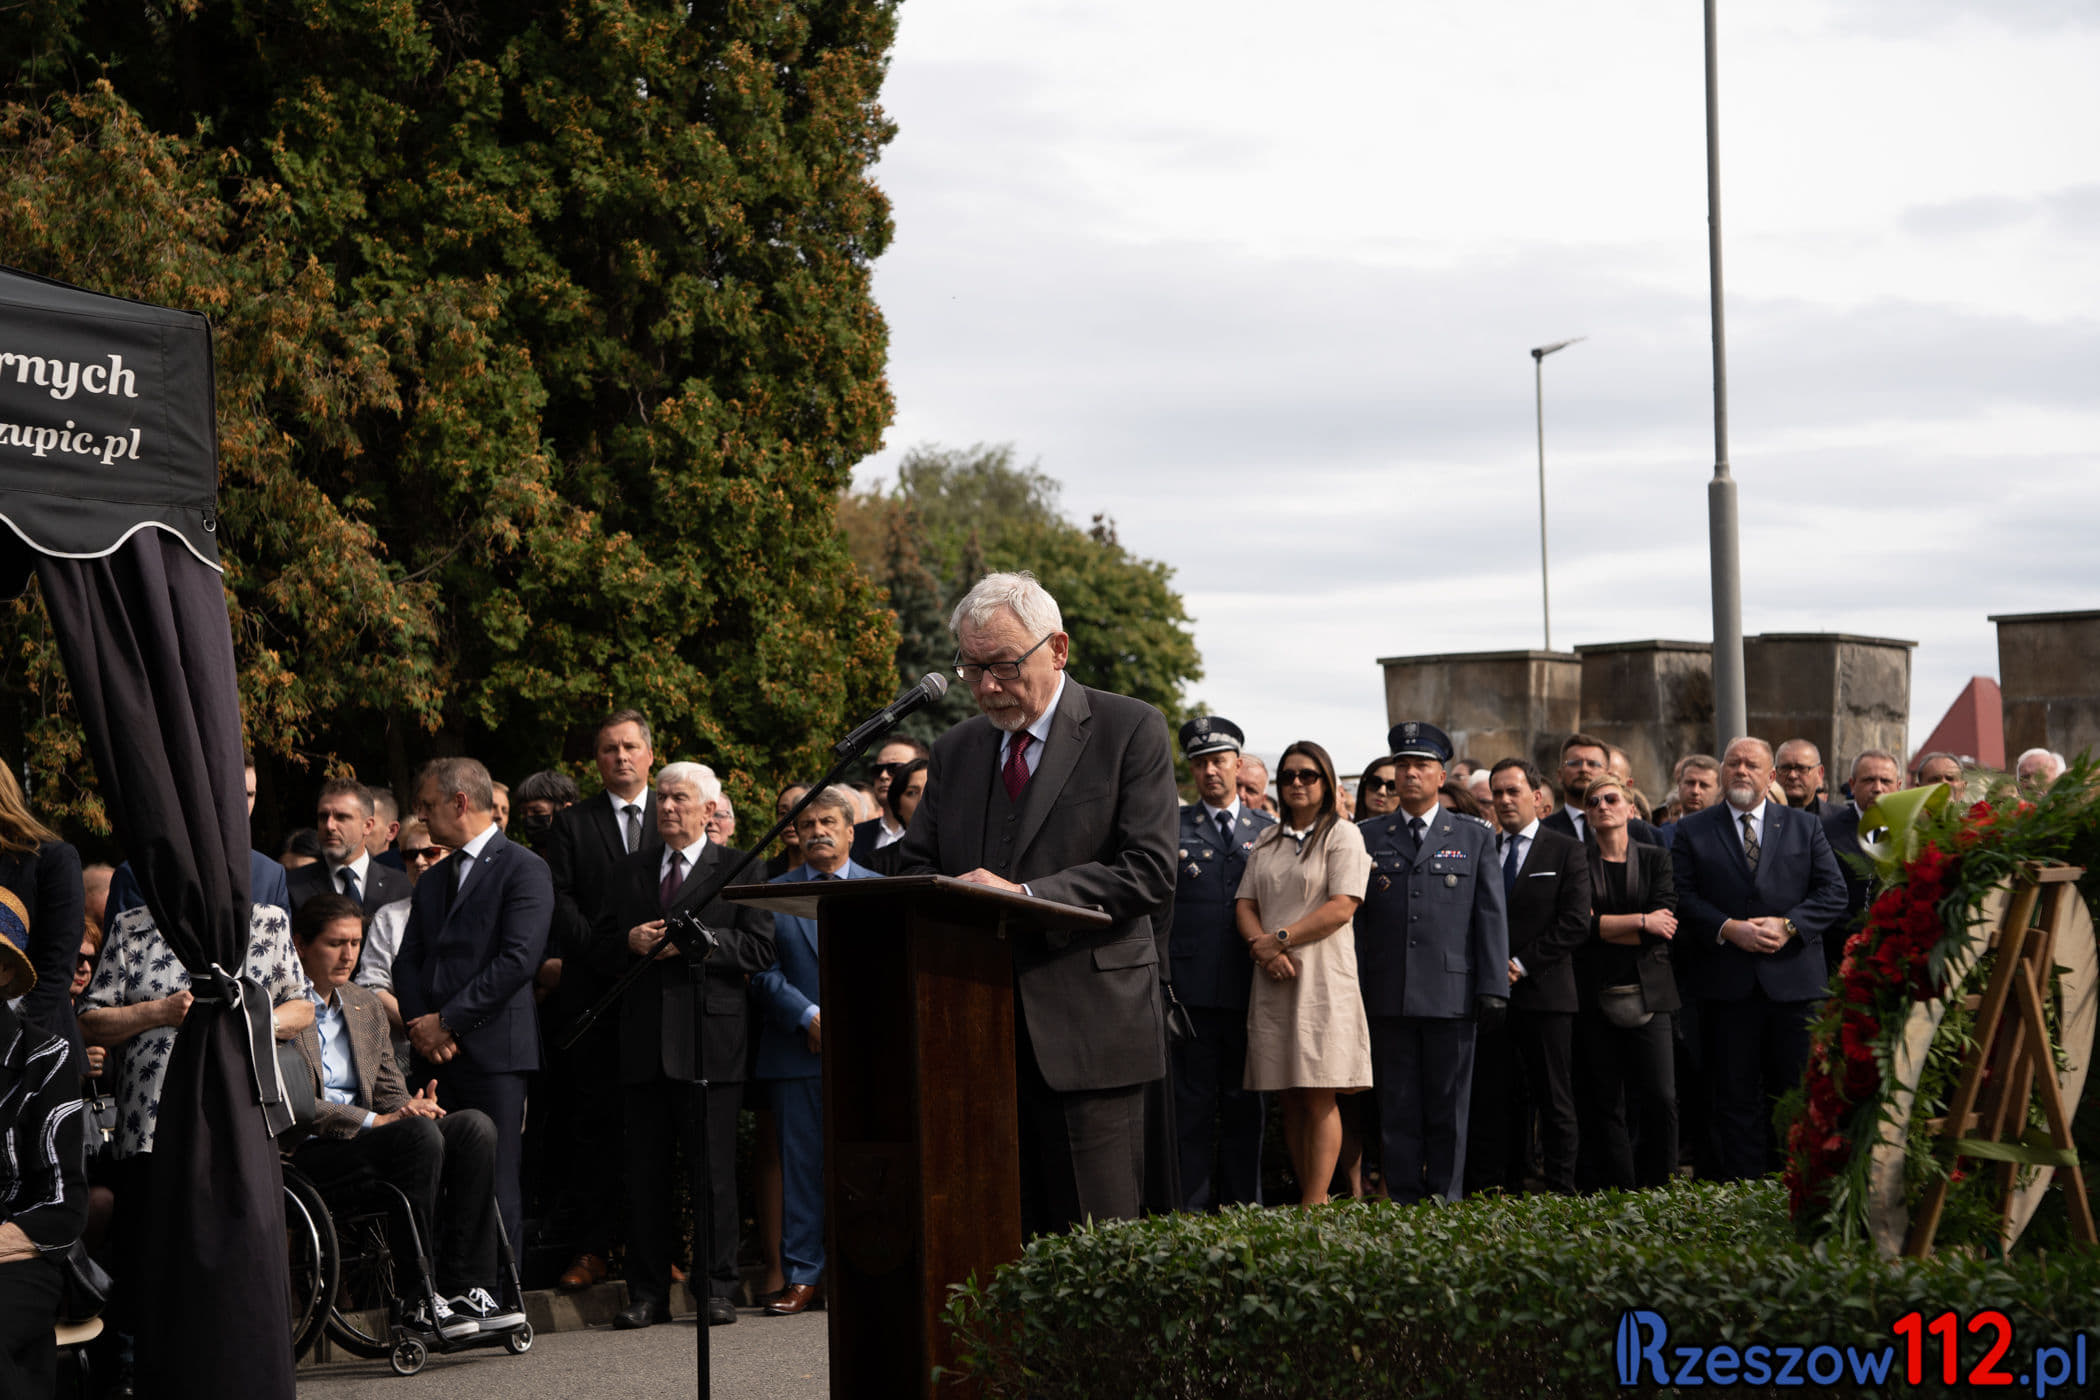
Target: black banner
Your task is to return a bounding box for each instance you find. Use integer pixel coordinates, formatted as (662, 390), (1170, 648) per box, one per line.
(0, 264), (220, 594)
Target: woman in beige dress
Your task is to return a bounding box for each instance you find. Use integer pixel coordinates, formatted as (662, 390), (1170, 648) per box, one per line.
(1236, 741), (1374, 1205)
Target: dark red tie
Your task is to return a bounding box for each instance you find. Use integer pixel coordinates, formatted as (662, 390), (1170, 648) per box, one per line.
(1003, 732), (1033, 802)
(659, 850), (684, 908)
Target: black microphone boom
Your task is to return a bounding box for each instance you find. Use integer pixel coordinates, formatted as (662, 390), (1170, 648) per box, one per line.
(834, 672), (949, 758)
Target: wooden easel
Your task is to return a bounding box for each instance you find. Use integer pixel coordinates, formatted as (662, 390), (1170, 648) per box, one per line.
(1905, 864), (2097, 1257)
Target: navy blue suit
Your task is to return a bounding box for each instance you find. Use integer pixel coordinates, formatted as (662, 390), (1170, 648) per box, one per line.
(108, 849), (290, 923)
(1670, 801), (1848, 1180)
(753, 859), (875, 1286)
(1821, 802), (1876, 964)
(1165, 801), (1272, 1210)
(393, 828), (554, 1251)
(1353, 808), (1508, 1202)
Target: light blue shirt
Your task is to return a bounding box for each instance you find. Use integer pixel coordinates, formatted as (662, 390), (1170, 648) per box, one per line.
(306, 985), (375, 1131)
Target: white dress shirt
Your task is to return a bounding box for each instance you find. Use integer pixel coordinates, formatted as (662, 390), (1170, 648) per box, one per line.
(325, 849), (374, 898)
(606, 788), (650, 853)
(451, 822), (500, 895)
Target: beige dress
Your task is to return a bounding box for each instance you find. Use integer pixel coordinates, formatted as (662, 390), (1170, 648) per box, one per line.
(1238, 818), (1375, 1092)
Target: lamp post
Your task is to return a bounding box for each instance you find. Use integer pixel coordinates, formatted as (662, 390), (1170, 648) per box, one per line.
(1703, 0), (1746, 748)
(1531, 336), (1584, 653)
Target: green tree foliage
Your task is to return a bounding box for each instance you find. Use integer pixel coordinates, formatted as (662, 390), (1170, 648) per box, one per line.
(844, 443), (1202, 746)
(0, 1), (901, 834)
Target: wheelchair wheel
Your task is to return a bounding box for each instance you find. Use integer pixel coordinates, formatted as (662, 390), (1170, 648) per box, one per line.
(283, 1168), (338, 1362)
(503, 1321), (534, 1355)
(390, 1336), (428, 1376)
(323, 1206), (401, 1357)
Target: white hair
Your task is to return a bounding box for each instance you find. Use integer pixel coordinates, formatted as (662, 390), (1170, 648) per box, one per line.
(656, 761), (722, 804)
(949, 570), (1063, 639)
(2015, 748), (2065, 778)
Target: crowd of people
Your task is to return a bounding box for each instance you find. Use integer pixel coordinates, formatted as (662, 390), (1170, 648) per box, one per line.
(0, 557), (2074, 1391)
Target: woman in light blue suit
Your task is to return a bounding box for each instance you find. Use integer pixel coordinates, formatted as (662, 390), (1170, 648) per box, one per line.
(752, 784), (875, 1315)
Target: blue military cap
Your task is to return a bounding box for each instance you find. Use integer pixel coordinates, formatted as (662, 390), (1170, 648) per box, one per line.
(1386, 721), (1453, 763)
(1179, 716), (1244, 760)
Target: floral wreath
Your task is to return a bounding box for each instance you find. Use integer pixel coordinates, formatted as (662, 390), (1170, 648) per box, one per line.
(1783, 764), (2100, 1249)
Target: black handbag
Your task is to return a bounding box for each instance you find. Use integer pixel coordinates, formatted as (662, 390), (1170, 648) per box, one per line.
(57, 1238), (112, 1325)
(81, 1084), (120, 1167)
(273, 1038), (320, 1145)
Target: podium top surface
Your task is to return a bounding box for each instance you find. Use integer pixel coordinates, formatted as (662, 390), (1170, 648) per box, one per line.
(721, 873), (1114, 932)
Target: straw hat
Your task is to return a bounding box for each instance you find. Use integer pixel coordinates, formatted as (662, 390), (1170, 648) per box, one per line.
(0, 888), (36, 999)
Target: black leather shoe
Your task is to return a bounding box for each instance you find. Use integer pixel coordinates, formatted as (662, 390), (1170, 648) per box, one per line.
(706, 1296), (737, 1326)
(614, 1298), (671, 1330)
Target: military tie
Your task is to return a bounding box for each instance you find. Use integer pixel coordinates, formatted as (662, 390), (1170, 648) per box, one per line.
(1407, 815), (1426, 855)
(622, 802), (643, 854)
(1741, 812), (1761, 873)
(1003, 733), (1034, 802)
(1217, 811), (1235, 850)
(1501, 833), (1521, 897)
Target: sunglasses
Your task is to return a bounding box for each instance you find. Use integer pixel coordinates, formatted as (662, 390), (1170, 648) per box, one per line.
(1584, 793), (1625, 809)
(406, 846), (450, 864)
(1278, 768), (1324, 787)
(1361, 777), (1397, 794)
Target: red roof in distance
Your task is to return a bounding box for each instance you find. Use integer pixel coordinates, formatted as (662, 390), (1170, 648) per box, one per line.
(1912, 675), (2003, 772)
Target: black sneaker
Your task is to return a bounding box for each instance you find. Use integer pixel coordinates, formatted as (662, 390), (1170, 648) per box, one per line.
(448, 1286), (527, 1333)
(407, 1293), (477, 1340)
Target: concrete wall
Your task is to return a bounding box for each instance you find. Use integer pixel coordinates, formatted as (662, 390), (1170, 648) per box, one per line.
(1576, 641), (1714, 798)
(1378, 650), (1580, 773)
(1992, 609), (2100, 765)
(1744, 633), (1914, 779)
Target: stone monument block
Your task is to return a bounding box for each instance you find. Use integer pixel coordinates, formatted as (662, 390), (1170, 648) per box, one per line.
(1991, 609), (2100, 765)
(1745, 633), (1914, 777)
(1576, 640), (1715, 797)
(1378, 649), (1580, 773)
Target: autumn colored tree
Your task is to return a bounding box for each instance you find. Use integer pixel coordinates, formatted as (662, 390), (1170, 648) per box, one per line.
(1, 1), (901, 837)
(844, 443), (1203, 747)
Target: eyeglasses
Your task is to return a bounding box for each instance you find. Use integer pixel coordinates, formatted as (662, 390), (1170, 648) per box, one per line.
(954, 633), (1053, 684)
(1361, 778), (1397, 794)
(1278, 768), (1323, 786)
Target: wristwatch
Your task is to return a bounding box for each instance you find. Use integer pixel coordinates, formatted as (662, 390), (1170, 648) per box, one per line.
(1274, 928), (1292, 948)
(1782, 918), (1798, 940)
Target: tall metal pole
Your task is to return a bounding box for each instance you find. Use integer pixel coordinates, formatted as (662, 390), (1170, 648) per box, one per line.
(1704, 0), (1747, 750)
(1535, 354), (1552, 652)
(1530, 337), (1584, 653)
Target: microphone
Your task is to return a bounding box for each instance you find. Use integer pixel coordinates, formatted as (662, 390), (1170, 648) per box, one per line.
(834, 673), (950, 758)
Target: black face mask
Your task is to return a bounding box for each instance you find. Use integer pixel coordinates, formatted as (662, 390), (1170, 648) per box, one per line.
(519, 811), (555, 842)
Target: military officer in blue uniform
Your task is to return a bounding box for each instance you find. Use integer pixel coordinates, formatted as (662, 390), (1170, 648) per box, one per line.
(1166, 716), (1275, 1210)
(1354, 721), (1510, 1203)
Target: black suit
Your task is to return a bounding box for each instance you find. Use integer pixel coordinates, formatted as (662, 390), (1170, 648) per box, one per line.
(540, 792), (661, 1255)
(1467, 826), (1589, 1194)
(287, 855), (412, 919)
(1821, 802), (1875, 967)
(899, 680), (1178, 1235)
(1573, 843), (1681, 1189)
(393, 829), (554, 1253)
(848, 815), (907, 866)
(591, 842), (774, 1308)
(1671, 802), (1848, 1180)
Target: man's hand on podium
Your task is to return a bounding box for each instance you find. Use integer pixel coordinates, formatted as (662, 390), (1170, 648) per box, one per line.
(955, 869), (1024, 894)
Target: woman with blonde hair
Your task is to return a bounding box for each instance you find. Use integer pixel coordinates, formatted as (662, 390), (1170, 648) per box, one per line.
(1236, 741), (1373, 1204)
(0, 761), (86, 1071)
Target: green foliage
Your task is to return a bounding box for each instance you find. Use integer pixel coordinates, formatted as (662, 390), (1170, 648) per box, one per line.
(945, 1181), (2100, 1398)
(843, 443), (1202, 747)
(0, 0), (902, 832)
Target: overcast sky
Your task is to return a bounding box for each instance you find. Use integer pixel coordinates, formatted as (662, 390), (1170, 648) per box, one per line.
(854, 1), (2100, 778)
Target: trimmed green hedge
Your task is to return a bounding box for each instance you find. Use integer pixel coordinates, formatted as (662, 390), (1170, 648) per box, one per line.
(943, 1182), (2100, 1397)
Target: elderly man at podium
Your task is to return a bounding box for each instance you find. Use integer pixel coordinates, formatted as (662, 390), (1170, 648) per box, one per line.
(898, 571), (1179, 1236)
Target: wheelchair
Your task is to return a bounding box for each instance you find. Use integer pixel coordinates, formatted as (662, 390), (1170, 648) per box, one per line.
(284, 1157), (533, 1376)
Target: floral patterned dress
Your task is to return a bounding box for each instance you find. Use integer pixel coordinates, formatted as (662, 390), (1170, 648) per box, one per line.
(82, 901), (308, 1157)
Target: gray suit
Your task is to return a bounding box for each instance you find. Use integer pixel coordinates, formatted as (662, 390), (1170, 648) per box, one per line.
(899, 679), (1177, 1232)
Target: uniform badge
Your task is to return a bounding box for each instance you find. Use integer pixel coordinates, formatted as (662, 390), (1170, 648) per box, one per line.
(1376, 875), (1391, 892)
(1186, 862), (1202, 878)
(1179, 848), (1188, 859)
(1202, 848), (1214, 859)
(1445, 873), (1460, 888)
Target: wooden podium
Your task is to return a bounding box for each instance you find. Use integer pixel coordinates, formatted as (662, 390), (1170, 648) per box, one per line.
(722, 875), (1111, 1399)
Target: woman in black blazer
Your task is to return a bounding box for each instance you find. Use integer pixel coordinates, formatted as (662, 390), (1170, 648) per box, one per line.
(1572, 775), (1680, 1190)
(0, 762), (86, 1073)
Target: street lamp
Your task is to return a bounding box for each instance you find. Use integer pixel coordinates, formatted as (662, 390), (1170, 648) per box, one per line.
(1531, 336), (1585, 653)
(1703, 0), (1746, 748)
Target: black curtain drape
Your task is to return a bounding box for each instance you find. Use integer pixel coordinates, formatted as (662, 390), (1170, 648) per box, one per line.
(33, 532), (292, 1399)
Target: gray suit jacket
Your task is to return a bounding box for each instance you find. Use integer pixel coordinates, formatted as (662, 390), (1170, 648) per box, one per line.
(291, 981), (411, 1139)
(899, 681), (1178, 1093)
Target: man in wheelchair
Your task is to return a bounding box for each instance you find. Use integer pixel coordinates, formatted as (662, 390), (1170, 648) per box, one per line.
(288, 894), (523, 1340)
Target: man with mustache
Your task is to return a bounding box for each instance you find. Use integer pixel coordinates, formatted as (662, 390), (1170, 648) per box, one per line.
(752, 785), (875, 1315)
(1671, 737), (1848, 1180)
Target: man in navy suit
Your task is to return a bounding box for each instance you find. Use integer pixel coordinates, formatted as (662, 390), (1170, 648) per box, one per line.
(1165, 715), (1274, 1210)
(1821, 749), (1903, 963)
(1672, 737), (1848, 1180)
(393, 756), (554, 1263)
(753, 785), (872, 1316)
(1541, 733), (1664, 848)
(1354, 722), (1509, 1203)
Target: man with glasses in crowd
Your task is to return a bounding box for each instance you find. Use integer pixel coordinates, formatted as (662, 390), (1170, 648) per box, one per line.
(851, 736), (931, 863)
(1543, 733), (1663, 847)
(1822, 749), (1904, 956)
(900, 571), (1178, 1236)
(1773, 740), (1829, 815)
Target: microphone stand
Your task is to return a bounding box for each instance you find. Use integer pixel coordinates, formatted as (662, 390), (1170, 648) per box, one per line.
(559, 712), (917, 1400)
